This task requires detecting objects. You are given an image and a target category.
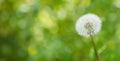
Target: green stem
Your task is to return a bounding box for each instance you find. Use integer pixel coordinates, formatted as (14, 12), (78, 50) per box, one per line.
(90, 36), (99, 61)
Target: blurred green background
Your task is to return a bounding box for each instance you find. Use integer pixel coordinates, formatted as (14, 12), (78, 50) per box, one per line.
(0, 0), (120, 61)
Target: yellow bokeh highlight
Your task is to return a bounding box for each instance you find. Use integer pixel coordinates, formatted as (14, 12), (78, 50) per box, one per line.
(81, 0), (91, 7)
(37, 9), (58, 34)
(38, 10), (55, 29)
(28, 45), (37, 56)
(107, 41), (116, 51)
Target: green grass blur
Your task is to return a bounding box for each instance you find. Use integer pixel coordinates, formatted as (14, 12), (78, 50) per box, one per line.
(0, 0), (120, 61)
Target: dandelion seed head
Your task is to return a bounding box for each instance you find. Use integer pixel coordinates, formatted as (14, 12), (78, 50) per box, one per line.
(75, 13), (102, 37)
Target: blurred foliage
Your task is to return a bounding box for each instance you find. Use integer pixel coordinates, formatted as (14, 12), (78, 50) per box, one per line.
(0, 0), (120, 61)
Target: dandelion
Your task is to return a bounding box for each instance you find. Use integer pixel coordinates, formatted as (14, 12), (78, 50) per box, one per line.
(76, 13), (102, 37)
(75, 13), (102, 61)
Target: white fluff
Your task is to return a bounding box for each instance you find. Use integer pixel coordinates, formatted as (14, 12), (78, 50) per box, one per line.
(75, 13), (102, 37)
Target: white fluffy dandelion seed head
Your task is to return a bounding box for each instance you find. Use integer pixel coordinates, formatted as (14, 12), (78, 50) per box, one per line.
(75, 13), (102, 37)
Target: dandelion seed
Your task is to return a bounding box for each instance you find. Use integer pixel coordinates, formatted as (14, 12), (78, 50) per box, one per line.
(75, 13), (102, 37)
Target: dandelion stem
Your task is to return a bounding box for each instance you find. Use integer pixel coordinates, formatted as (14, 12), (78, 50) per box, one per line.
(90, 36), (99, 61)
